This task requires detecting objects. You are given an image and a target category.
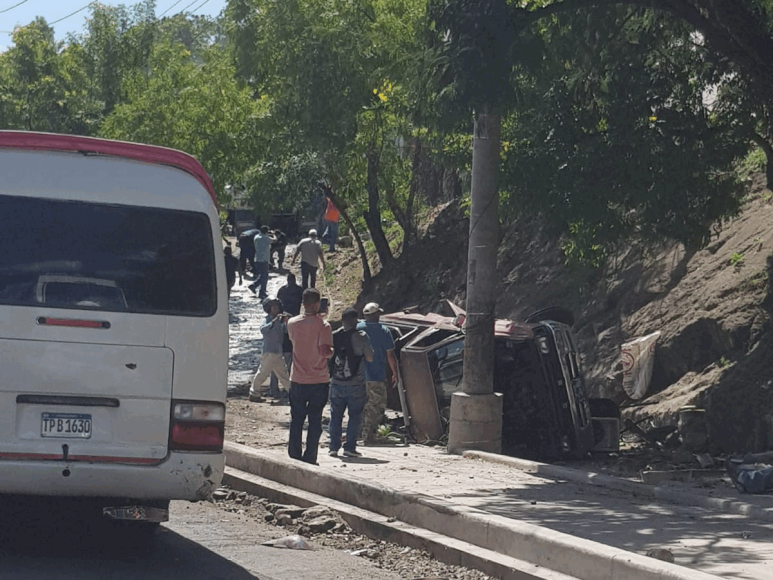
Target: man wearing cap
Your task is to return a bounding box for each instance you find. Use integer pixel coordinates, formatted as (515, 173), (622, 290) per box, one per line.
(286, 288), (334, 464)
(291, 229), (326, 289)
(357, 302), (399, 445)
(328, 308), (373, 458)
(249, 298), (291, 403)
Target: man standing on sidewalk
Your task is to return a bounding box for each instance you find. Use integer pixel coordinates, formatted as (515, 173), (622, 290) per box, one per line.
(328, 308), (373, 458)
(291, 229), (326, 289)
(249, 225), (274, 298)
(249, 298), (291, 403)
(287, 288), (334, 464)
(357, 302), (399, 445)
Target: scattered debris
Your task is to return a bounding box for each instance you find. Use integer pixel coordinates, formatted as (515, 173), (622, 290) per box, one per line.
(213, 485), (492, 579)
(261, 534), (314, 550)
(646, 548), (675, 563)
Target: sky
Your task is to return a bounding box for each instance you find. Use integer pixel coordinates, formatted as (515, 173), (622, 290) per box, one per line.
(0, 0), (228, 50)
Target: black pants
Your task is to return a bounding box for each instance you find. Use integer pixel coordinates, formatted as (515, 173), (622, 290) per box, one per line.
(301, 261), (318, 289)
(288, 382), (329, 464)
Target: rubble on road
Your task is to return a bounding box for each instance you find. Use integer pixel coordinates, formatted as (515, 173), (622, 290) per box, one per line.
(212, 486), (492, 580)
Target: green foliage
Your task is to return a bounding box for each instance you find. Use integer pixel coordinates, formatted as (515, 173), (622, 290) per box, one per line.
(718, 356), (731, 368)
(737, 147), (768, 180)
(500, 8), (748, 259)
(99, 42), (262, 201)
(730, 252), (745, 268)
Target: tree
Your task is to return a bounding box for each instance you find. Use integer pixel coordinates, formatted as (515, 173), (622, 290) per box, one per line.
(227, 0), (434, 273)
(501, 7), (749, 260)
(100, 41), (262, 200)
(0, 18), (93, 134)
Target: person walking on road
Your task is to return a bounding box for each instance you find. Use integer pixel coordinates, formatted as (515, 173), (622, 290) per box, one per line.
(277, 273), (303, 316)
(287, 288), (334, 465)
(271, 229), (288, 270)
(322, 196), (340, 253)
(249, 298), (291, 403)
(357, 302), (398, 445)
(238, 228), (258, 277)
(224, 245), (241, 298)
(291, 229), (326, 289)
(328, 308), (373, 458)
(249, 226), (274, 298)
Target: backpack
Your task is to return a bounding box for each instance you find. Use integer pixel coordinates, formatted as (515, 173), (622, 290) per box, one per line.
(329, 328), (363, 382)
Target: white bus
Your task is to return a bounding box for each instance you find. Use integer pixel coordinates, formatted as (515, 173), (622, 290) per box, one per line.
(0, 132), (228, 526)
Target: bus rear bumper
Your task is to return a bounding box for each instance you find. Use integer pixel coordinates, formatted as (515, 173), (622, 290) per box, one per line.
(0, 452), (224, 501)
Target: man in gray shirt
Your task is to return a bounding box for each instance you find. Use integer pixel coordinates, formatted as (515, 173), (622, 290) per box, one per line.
(291, 229), (326, 289)
(328, 308), (373, 458)
(249, 298), (291, 402)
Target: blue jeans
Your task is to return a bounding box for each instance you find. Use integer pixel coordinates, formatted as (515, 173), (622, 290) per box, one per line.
(249, 261), (269, 296)
(323, 220), (339, 251)
(329, 383), (368, 453)
(288, 382), (329, 464)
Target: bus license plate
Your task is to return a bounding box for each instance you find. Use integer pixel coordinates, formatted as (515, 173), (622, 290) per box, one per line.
(41, 413), (92, 439)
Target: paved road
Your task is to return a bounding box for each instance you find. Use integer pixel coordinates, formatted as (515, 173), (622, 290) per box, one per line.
(0, 499), (403, 580)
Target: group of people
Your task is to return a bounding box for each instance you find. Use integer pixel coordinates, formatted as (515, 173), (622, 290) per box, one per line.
(250, 289), (398, 463)
(228, 219), (335, 298)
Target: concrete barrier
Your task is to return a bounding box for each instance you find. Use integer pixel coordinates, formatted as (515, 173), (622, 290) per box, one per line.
(225, 441), (722, 580)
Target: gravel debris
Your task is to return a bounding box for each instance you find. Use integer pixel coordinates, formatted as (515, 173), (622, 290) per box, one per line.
(213, 486), (492, 580)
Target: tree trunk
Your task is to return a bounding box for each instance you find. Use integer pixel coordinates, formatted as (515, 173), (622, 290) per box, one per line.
(462, 110), (501, 396)
(363, 146), (394, 269)
(751, 132), (773, 190)
(447, 108), (503, 454)
(328, 191), (373, 290)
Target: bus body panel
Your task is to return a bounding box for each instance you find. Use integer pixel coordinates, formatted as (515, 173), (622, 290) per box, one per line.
(0, 138), (227, 503)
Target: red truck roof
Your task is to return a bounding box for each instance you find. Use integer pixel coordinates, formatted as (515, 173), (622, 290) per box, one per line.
(0, 131), (217, 206)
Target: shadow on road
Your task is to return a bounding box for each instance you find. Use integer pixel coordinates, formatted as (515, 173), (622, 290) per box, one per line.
(0, 496), (263, 580)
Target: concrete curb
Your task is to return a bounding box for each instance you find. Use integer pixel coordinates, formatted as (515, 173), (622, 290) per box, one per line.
(225, 441), (722, 580)
(462, 450), (773, 524)
(224, 466), (577, 580)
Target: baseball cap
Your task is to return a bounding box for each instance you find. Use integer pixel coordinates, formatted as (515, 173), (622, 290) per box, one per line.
(309, 229), (318, 236)
(363, 302), (384, 315)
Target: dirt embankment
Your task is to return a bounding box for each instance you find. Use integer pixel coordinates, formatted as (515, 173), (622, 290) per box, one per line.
(327, 173), (773, 454)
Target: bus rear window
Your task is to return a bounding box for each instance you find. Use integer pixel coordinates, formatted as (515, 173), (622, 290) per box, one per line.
(0, 195), (217, 316)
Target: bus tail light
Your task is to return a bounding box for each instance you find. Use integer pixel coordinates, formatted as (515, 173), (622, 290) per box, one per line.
(170, 401), (225, 452)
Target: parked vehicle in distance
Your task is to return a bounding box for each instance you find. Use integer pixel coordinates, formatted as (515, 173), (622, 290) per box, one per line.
(0, 132), (228, 529)
(381, 301), (618, 459)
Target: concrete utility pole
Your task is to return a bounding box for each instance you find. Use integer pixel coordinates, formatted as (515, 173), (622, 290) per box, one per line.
(447, 109), (503, 454)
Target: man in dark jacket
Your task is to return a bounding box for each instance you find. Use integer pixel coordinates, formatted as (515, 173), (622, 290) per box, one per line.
(271, 229), (288, 270)
(238, 228), (259, 277)
(277, 273), (303, 316)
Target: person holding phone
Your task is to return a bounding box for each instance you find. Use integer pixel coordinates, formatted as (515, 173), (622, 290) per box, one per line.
(286, 288), (334, 465)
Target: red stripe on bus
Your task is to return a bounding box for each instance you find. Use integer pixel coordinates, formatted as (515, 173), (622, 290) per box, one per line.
(0, 131), (217, 206)
(0, 452), (161, 464)
(39, 318), (108, 329)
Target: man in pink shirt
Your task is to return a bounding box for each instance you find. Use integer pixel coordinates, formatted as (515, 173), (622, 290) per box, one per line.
(286, 288), (334, 464)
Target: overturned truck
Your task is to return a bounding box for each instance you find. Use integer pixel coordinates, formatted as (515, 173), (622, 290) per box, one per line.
(380, 302), (618, 459)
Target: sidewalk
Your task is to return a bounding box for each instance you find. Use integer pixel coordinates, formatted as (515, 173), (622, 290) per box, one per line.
(227, 440), (773, 580)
